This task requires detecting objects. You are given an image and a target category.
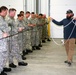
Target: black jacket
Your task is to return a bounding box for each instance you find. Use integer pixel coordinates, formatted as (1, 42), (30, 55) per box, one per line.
(52, 18), (76, 39)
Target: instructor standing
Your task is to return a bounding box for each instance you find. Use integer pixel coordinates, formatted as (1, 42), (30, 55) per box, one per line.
(51, 10), (76, 66)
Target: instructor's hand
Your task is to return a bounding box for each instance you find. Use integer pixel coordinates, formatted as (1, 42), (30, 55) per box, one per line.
(50, 17), (53, 21)
(74, 17), (76, 20)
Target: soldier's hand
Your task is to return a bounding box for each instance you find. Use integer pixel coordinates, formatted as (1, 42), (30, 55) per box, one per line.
(29, 24), (34, 27)
(18, 27), (23, 32)
(33, 24), (36, 26)
(28, 24), (33, 27)
(3, 32), (8, 38)
(22, 27), (24, 29)
(40, 23), (43, 26)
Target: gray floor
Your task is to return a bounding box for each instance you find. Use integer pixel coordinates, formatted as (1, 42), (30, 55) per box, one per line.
(7, 39), (76, 75)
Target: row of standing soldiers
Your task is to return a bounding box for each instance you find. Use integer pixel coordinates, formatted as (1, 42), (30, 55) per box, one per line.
(0, 6), (51, 75)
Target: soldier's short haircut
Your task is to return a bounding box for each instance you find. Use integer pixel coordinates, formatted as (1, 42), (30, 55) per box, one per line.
(39, 13), (43, 16)
(9, 8), (16, 13)
(31, 12), (35, 14)
(17, 14), (23, 17)
(0, 6), (8, 13)
(20, 11), (24, 14)
(25, 11), (30, 14)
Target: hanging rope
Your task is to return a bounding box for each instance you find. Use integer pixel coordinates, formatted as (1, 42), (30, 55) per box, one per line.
(51, 19), (76, 46)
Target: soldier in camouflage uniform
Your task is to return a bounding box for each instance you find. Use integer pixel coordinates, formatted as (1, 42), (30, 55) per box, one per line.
(23, 11), (33, 52)
(15, 14), (26, 60)
(35, 14), (40, 48)
(44, 15), (51, 41)
(6, 8), (28, 68)
(0, 6), (11, 75)
(19, 11), (29, 55)
(29, 12), (40, 50)
(42, 14), (51, 43)
(37, 14), (44, 47)
(42, 15), (46, 43)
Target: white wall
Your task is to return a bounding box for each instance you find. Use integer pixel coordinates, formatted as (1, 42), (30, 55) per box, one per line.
(0, 0), (24, 18)
(41, 0), (48, 17)
(26, 0), (49, 15)
(0, 0), (76, 38)
(27, 0), (36, 12)
(51, 0), (76, 38)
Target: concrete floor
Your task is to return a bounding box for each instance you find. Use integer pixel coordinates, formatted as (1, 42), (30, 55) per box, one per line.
(7, 39), (76, 75)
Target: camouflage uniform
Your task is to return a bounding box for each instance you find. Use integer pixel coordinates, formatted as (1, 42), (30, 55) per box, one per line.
(45, 18), (50, 39)
(24, 17), (32, 51)
(42, 18), (49, 41)
(42, 18), (46, 41)
(29, 18), (39, 47)
(37, 18), (43, 45)
(0, 16), (10, 73)
(6, 16), (22, 64)
(15, 19), (25, 53)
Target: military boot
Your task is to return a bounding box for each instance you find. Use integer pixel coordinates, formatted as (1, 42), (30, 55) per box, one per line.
(18, 62), (28, 66)
(9, 63), (17, 68)
(47, 38), (51, 41)
(0, 71), (7, 75)
(36, 46), (41, 50)
(22, 55), (26, 60)
(22, 50), (28, 56)
(42, 40), (46, 43)
(38, 44), (42, 47)
(32, 46), (36, 50)
(3, 67), (11, 72)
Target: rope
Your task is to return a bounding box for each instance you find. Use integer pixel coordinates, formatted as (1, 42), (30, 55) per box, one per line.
(51, 19), (76, 46)
(0, 29), (32, 40)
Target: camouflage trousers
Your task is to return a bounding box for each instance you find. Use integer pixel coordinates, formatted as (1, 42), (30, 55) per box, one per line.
(42, 25), (46, 40)
(18, 33), (23, 53)
(45, 25), (49, 39)
(0, 39), (8, 73)
(38, 28), (42, 44)
(22, 31), (26, 50)
(24, 30), (32, 50)
(31, 30), (39, 46)
(8, 35), (22, 64)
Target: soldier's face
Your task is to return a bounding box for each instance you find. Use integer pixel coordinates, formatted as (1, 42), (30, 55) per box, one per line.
(9, 11), (16, 17)
(31, 14), (35, 18)
(26, 13), (30, 18)
(38, 16), (42, 18)
(42, 16), (45, 18)
(19, 16), (24, 20)
(27, 13), (30, 17)
(35, 14), (38, 18)
(1, 9), (8, 17)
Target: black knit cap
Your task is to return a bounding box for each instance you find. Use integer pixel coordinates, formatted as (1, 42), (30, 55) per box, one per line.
(66, 9), (73, 14)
